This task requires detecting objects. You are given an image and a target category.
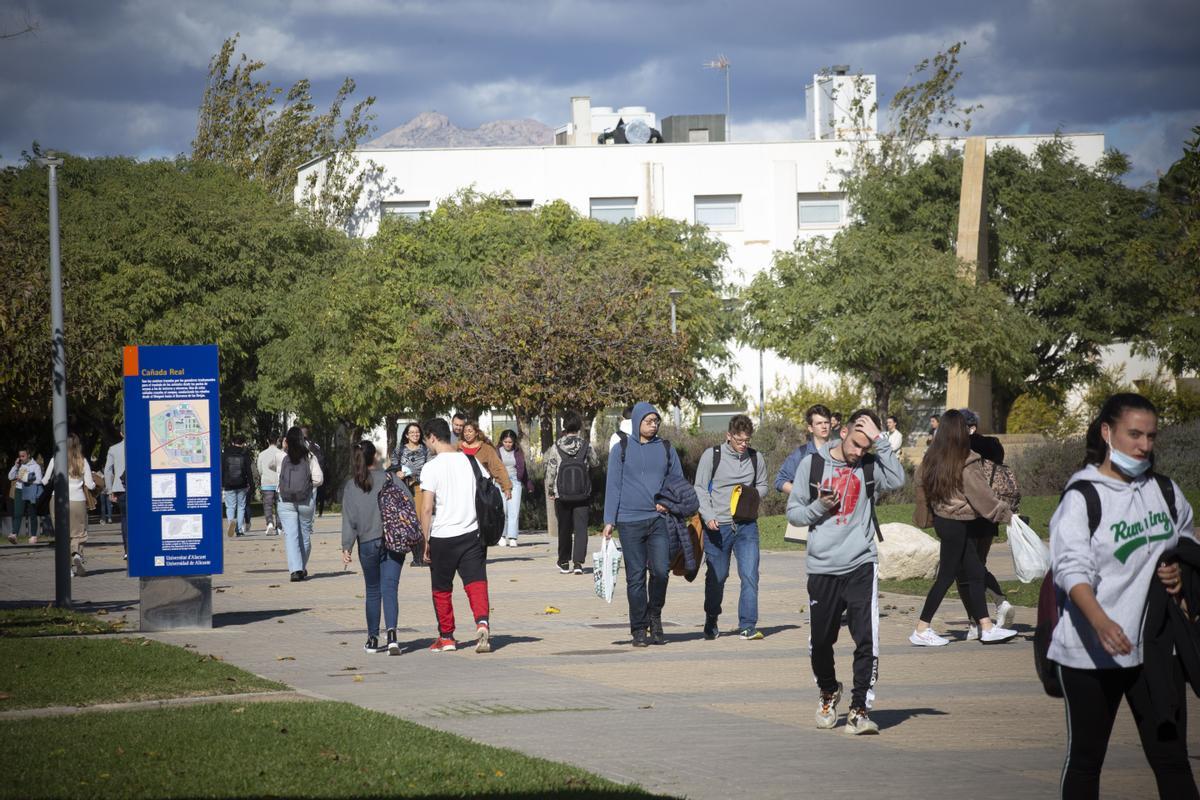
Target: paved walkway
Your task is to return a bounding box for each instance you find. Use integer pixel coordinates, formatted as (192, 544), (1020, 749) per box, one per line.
(2, 520), (1194, 799)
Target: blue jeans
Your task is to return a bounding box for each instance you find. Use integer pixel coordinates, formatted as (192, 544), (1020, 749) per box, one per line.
(222, 488), (248, 534)
(99, 492), (112, 522)
(703, 521), (761, 630)
(504, 482), (522, 541)
(618, 516), (670, 631)
(358, 537), (404, 637)
(278, 497), (314, 573)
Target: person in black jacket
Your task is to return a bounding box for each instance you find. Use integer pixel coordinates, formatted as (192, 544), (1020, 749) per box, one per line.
(221, 433), (253, 536)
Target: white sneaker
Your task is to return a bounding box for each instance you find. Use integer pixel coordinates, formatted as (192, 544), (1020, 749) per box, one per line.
(475, 622), (491, 653)
(266, 523), (275, 536)
(909, 628), (950, 647)
(980, 625), (1018, 644)
(966, 623), (979, 641)
(995, 600), (1016, 628)
(507, 538), (518, 548)
(495, 538), (506, 548)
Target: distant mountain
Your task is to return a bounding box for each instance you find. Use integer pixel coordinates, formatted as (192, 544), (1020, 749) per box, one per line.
(367, 112), (554, 148)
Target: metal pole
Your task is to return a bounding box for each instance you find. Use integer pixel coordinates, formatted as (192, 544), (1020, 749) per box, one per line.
(758, 348), (764, 425)
(668, 289), (683, 429)
(725, 66), (732, 141)
(41, 156), (71, 608)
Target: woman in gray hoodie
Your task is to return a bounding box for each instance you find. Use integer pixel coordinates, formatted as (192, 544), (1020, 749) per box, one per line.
(1049, 393), (1197, 799)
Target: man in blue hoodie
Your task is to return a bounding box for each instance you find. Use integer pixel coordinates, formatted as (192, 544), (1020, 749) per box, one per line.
(603, 402), (684, 647)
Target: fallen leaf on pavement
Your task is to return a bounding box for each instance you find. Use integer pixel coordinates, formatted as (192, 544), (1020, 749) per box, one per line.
(352, 675), (364, 682)
(543, 606), (560, 614)
(276, 656), (295, 661)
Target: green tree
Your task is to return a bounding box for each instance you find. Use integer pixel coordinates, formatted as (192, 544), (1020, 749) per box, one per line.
(191, 34), (379, 229)
(1138, 125), (1200, 375)
(987, 139), (1164, 423)
(0, 154), (348, 450)
(745, 228), (1033, 416)
(765, 376), (865, 429)
(262, 191), (734, 442)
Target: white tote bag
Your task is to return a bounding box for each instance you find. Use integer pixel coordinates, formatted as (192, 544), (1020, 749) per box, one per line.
(593, 537), (622, 603)
(1007, 516), (1051, 583)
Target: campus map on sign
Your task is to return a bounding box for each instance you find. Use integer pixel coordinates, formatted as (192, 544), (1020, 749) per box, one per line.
(149, 400), (211, 470)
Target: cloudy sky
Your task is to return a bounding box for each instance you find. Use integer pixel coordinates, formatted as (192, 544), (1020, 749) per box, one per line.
(2, 0), (1197, 185)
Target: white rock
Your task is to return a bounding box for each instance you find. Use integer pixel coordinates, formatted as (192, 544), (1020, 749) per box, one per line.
(876, 522), (940, 580)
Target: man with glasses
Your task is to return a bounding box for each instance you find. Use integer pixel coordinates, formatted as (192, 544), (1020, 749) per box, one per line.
(774, 404), (834, 495)
(693, 414), (769, 640)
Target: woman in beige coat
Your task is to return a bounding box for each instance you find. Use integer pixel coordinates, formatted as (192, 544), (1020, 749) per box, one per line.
(909, 410), (1017, 646)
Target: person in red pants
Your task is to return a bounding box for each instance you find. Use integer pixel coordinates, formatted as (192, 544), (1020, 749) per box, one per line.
(417, 418), (492, 654)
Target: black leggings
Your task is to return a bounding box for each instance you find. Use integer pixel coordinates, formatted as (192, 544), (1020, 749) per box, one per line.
(1059, 662), (1197, 799)
(920, 516), (988, 623)
(956, 525), (1006, 607)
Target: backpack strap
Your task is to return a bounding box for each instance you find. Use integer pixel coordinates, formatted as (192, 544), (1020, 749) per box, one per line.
(1152, 473), (1178, 523)
(465, 453), (484, 485)
(708, 445), (721, 494)
(617, 430), (629, 463)
(1062, 481), (1102, 536)
(862, 456), (883, 543)
(749, 448), (758, 486)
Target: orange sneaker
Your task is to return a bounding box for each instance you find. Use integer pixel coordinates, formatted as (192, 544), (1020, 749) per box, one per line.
(429, 636), (457, 652)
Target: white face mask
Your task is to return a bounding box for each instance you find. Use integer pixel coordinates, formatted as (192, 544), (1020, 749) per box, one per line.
(1105, 434), (1151, 478)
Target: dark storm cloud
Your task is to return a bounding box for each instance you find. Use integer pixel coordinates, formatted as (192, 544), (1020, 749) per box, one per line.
(1, 0), (1196, 183)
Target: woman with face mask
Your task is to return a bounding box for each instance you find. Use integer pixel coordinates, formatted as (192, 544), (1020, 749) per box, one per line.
(1049, 393), (1197, 799)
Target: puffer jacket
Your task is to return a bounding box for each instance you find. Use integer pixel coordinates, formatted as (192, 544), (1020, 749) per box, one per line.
(656, 474), (701, 575)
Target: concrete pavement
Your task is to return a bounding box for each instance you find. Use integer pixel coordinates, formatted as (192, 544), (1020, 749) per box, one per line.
(2, 518), (1193, 799)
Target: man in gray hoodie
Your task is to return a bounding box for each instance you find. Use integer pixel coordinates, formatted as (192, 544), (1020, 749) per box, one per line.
(787, 409), (905, 736)
(693, 414), (769, 640)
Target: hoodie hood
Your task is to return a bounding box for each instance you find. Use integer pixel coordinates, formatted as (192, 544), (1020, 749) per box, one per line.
(630, 402), (661, 443)
(555, 433), (586, 457)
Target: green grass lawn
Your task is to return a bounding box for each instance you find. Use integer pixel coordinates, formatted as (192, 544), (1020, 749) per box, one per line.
(0, 700), (669, 799)
(0, 637), (284, 710)
(0, 607), (125, 638)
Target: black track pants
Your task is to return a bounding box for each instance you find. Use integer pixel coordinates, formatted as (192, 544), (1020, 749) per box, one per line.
(807, 562), (879, 710)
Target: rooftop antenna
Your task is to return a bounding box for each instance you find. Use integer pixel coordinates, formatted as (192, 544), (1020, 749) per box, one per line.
(703, 54), (731, 141)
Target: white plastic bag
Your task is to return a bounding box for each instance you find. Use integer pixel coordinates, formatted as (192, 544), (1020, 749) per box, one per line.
(593, 537), (622, 603)
(1007, 516), (1050, 583)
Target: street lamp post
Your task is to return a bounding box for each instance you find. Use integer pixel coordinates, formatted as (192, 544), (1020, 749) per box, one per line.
(668, 288), (684, 428)
(38, 154), (71, 608)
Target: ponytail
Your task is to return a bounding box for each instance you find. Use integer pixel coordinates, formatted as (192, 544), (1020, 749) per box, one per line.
(352, 440), (376, 493)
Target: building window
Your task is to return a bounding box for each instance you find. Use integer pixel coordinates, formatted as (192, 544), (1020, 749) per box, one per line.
(688, 128), (710, 143)
(695, 194), (740, 228)
(590, 197), (637, 223)
(504, 199), (535, 212)
(797, 193), (844, 227)
(380, 200), (429, 220)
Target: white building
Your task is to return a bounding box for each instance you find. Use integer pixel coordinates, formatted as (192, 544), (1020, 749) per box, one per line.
(297, 71), (1106, 430)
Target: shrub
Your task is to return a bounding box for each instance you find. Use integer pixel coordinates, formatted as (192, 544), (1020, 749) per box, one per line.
(1156, 420), (1200, 492)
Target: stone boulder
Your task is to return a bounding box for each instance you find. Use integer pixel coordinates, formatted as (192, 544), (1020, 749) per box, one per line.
(876, 523), (939, 580)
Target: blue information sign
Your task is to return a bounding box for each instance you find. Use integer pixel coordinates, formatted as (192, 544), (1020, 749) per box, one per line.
(123, 345), (223, 577)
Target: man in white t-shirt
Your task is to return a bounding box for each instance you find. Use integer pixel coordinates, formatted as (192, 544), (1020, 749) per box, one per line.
(419, 417), (492, 654)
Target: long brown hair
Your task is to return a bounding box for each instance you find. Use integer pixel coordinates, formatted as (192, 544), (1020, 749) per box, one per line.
(921, 410), (972, 505)
(352, 441), (376, 493)
(67, 434), (85, 479)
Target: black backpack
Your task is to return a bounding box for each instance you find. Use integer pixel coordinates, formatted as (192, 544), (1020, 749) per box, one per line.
(278, 456), (313, 504)
(555, 443), (592, 503)
(806, 452), (883, 542)
(467, 454), (505, 547)
(222, 449), (246, 489)
(1033, 473), (1178, 697)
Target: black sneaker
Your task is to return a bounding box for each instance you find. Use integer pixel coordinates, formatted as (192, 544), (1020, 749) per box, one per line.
(290, 571), (304, 582)
(364, 636), (386, 654)
(558, 562), (571, 574)
(572, 562), (584, 574)
(386, 629), (399, 655)
(632, 629), (650, 648)
(703, 615), (719, 640)
(649, 616), (665, 645)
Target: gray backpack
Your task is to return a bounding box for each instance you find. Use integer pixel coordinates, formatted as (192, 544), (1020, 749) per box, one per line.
(278, 456), (312, 504)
